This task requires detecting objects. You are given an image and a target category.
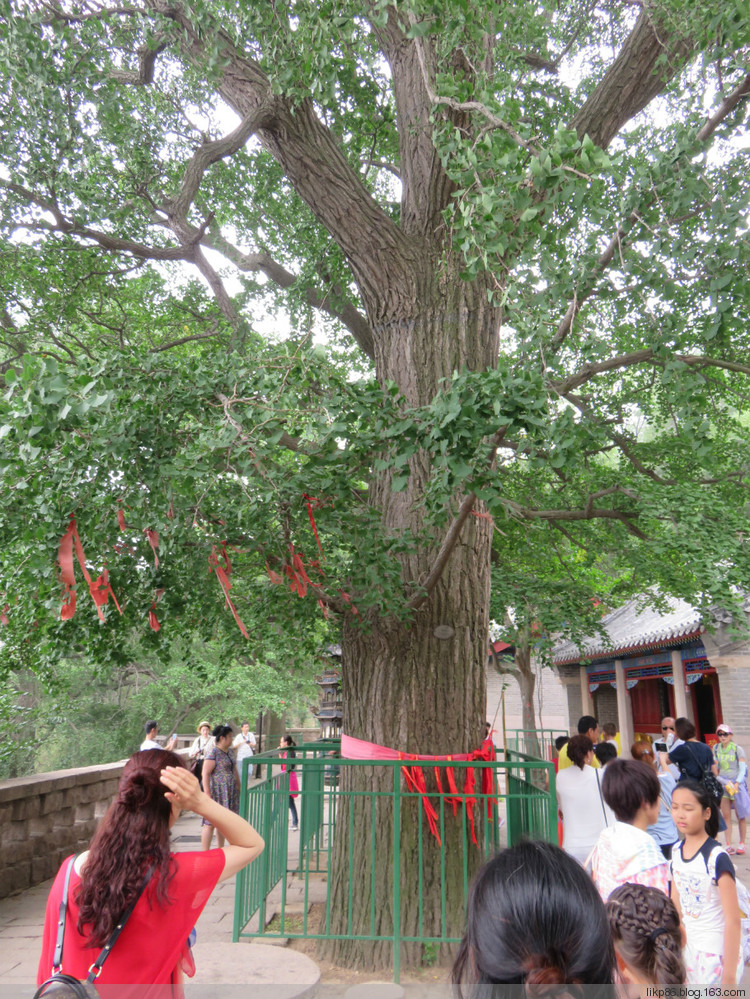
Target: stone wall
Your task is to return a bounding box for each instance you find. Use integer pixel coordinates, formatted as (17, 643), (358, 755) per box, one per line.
(0, 760), (125, 898)
(0, 732), (326, 900)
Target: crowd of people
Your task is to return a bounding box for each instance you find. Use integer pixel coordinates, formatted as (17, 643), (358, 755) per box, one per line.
(543, 713), (748, 986)
(35, 712), (748, 990)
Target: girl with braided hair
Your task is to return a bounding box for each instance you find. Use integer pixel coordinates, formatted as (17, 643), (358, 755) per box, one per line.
(606, 883), (686, 984)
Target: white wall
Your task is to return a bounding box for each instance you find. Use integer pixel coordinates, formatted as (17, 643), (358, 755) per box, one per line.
(486, 660), (569, 739)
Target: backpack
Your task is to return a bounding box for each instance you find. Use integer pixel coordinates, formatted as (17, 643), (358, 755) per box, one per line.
(706, 845), (750, 965)
(681, 742), (724, 806)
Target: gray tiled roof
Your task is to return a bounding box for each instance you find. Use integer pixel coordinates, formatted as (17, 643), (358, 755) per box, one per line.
(552, 595), (703, 664)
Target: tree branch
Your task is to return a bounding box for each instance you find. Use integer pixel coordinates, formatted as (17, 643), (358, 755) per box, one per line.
(506, 501), (649, 541)
(553, 70), (750, 349)
(165, 102), (277, 219)
(553, 350), (750, 396)
(200, 229), (375, 358)
(110, 36), (169, 86)
(408, 490), (478, 611)
(408, 426), (510, 611)
(3, 180), (188, 261)
(570, 10), (694, 149)
(148, 0), (412, 307)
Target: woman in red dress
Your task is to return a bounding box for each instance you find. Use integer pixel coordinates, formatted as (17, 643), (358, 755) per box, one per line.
(37, 749), (264, 996)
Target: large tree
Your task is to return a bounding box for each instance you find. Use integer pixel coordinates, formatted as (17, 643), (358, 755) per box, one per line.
(2, 0), (750, 968)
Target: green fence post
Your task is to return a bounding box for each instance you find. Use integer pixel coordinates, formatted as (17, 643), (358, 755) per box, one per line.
(392, 763), (401, 984)
(256, 759), (275, 938)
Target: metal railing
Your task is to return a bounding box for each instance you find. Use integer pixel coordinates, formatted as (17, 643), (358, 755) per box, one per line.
(503, 727), (568, 762)
(233, 740), (555, 979)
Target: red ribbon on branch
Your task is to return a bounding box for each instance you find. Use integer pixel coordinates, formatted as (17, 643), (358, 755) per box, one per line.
(148, 588), (165, 632)
(302, 493), (327, 556)
(144, 529), (160, 569)
(57, 517), (122, 622)
(339, 591), (359, 616)
(285, 545), (311, 597)
(209, 544), (249, 638)
(90, 569), (122, 616)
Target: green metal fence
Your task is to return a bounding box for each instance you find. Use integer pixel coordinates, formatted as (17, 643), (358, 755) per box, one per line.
(233, 740), (556, 979)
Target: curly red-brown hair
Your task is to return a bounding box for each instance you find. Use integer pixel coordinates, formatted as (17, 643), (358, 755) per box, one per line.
(76, 749), (186, 947)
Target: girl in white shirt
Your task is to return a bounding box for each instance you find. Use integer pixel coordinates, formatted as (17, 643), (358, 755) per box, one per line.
(670, 778), (743, 985)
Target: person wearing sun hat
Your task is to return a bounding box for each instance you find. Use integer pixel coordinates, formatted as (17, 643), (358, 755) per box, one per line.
(714, 723), (749, 854)
(189, 721), (214, 785)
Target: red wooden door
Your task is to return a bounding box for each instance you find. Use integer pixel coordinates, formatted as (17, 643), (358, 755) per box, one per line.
(629, 679), (662, 734)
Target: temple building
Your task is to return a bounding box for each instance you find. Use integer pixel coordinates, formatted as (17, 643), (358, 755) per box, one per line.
(552, 595), (750, 752)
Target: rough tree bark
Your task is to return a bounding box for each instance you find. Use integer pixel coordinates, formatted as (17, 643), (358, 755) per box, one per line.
(324, 273), (499, 968)
(68, 0), (704, 969)
(513, 640), (540, 757)
(196, 5), (694, 967)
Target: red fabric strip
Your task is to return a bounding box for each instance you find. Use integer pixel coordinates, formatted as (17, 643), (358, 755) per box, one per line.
(91, 570), (122, 616)
(58, 518), (78, 620)
(209, 545), (249, 639)
(58, 517), (119, 622)
(463, 768), (478, 846)
(144, 529), (160, 569)
(302, 494), (325, 556)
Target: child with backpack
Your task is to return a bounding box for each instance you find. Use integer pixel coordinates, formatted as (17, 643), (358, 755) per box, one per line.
(670, 778), (743, 984)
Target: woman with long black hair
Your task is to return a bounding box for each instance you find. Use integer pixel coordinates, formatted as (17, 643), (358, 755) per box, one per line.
(453, 840), (616, 989)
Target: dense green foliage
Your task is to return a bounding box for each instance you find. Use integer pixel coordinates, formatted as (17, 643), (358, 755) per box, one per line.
(1, 0), (750, 768)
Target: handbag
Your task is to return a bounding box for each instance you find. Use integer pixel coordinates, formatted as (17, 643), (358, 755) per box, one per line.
(35, 856), (154, 999)
(683, 742), (724, 806)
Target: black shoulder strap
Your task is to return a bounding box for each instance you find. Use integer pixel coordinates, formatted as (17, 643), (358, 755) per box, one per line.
(595, 768), (608, 826)
(686, 741), (710, 775)
(52, 856), (77, 971)
(50, 855), (154, 983)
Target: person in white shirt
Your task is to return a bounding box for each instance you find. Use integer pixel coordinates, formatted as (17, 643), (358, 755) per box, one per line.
(233, 722), (256, 778)
(556, 734), (615, 864)
(140, 720), (176, 752)
(659, 716), (681, 779)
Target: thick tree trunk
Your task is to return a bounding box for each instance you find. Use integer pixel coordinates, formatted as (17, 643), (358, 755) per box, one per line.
(514, 642), (539, 757)
(321, 266), (500, 969)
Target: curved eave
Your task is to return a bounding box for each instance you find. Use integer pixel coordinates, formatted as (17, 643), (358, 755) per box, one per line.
(553, 627), (705, 667)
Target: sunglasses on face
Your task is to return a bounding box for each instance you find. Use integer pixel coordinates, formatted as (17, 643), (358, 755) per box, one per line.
(662, 726), (674, 731)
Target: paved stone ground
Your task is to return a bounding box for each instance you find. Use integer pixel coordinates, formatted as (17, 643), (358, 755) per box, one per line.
(2, 808), (750, 990)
